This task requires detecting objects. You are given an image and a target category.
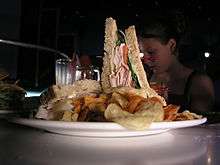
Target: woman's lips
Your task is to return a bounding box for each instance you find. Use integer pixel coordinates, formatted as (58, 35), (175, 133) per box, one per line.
(149, 65), (156, 70)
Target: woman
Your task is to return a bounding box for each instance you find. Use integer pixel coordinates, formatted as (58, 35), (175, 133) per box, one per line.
(137, 15), (215, 112)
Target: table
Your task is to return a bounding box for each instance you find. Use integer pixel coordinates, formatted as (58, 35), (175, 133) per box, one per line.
(0, 118), (220, 165)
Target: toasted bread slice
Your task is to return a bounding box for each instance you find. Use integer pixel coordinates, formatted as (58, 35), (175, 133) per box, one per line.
(101, 17), (118, 92)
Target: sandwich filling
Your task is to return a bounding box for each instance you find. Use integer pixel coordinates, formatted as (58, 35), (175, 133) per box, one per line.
(109, 31), (140, 88)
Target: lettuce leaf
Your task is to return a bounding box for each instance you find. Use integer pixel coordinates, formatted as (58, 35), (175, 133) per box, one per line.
(128, 59), (141, 89)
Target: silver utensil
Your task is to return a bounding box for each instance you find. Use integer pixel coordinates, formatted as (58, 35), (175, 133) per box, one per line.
(0, 39), (71, 60)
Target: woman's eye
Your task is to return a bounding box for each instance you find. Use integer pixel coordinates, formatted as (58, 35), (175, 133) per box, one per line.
(146, 50), (156, 55)
(148, 51), (154, 55)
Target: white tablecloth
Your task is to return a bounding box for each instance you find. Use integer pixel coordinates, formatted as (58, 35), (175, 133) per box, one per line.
(0, 119), (220, 165)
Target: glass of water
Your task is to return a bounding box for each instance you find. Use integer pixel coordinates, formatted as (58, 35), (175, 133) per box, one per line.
(74, 65), (100, 81)
(55, 59), (74, 85)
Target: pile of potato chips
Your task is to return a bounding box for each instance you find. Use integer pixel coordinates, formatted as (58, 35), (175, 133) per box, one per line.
(37, 86), (203, 130)
(58, 87), (202, 130)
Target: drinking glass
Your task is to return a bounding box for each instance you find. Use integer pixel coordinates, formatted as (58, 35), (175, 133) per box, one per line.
(150, 81), (169, 102)
(55, 59), (74, 85)
(74, 65), (100, 81)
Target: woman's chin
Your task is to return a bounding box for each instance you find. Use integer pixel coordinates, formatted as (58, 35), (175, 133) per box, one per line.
(153, 68), (164, 75)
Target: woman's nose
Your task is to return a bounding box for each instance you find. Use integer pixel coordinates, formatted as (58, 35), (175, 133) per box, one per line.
(142, 55), (150, 64)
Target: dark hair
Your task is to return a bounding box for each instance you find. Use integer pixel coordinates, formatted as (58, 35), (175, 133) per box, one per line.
(137, 11), (187, 50)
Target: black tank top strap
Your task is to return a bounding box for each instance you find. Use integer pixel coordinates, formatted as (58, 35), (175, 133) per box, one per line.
(183, 70), (200, 109)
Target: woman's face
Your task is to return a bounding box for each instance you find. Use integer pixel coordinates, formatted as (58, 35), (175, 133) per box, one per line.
(139, 38), (175, 74)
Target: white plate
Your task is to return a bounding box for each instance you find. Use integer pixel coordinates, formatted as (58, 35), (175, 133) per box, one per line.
(8, 117), (207, 137)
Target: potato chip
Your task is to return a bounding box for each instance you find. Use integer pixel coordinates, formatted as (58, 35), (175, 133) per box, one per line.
(114, 116), (153, 130)
(84, 96), (97, 107)
(61, 111), (79, 122)
(108, 86), (148, 98)
(175, 110), (202, 121)
(135, 101), (164, 122)
(110, 92), (128, 109)
(47, 99), (74, 120)
(61, 111), (73, 122)
(105, 103), (132, 119)
(88, 102), (106, 112)
(164, 104), (180, 114)
(127, 95), (144, 113)
(52, 99), (73, 112)
(72, 99), (82, 113)
(163, 104), (180, 121)
(104, 101), (164, 130)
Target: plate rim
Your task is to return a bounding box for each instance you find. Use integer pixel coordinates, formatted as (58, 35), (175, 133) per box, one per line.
(8, 117), (207, 131)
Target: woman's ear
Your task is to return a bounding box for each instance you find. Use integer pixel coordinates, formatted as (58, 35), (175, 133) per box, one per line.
(168, 39), (176, 53)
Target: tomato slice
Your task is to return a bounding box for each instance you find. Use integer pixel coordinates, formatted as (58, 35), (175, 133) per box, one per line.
(122, 44), (128, 64)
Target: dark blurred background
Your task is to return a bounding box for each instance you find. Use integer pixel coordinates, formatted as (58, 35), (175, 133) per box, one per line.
(0, 0), (220, 95)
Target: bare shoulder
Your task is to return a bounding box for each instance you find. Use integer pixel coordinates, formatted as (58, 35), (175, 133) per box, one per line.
(189, 72), (215, 112)
(190, 72), (214, 90)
